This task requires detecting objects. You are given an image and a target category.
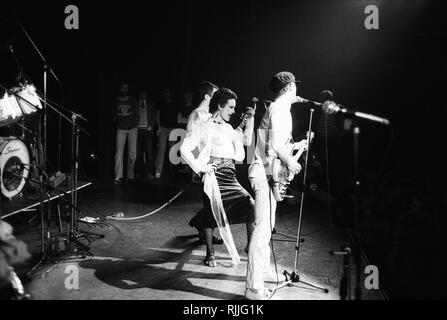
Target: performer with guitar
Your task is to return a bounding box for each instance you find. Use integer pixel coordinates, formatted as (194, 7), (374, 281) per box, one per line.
(245, 71), (310, 300)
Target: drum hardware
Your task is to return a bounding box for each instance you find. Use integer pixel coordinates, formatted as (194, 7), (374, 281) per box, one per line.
(0, 137), (31, 199)
(4, 24), (99, 268)
(30, 97), (95, 259)
(0, 83), (42, 129)
(7, 162), (48, 276)
(1, 26), (97, 274)
(0, 82), (42, 199)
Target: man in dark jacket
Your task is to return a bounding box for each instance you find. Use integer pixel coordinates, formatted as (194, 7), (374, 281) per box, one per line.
(136, 89), (156, 179)
(113, 83), (139, 184)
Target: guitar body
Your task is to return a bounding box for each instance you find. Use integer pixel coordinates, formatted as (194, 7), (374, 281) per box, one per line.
(271, 132), (314, 202)
(271, 143), (295, 202)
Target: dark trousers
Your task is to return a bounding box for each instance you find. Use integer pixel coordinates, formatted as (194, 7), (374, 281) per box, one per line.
(136, 128), (154, 176)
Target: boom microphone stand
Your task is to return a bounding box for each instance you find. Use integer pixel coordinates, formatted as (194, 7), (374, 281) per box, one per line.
(18, 21), (64, 173)
(34, 97), (101, 253)
(69, 112), (103, 251)
(272, 109), (329, 294)
(330, 125), (362, 300)
(326, 101), (391, 300)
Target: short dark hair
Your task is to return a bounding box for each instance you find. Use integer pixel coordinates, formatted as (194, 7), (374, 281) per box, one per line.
(199, 81), (218, 100)
(275, 82), (293, 99)
(209, 88), (237, 114)
(319, 90), (334, 103)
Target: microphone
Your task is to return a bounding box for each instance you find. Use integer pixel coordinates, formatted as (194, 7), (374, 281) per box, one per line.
(293, 96), (322, 106)
(322, 101), (391, 126)
(330, 246), (352, 256)
(256, 98), (272, 104)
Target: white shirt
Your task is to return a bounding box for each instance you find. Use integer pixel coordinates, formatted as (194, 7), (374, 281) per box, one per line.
(180, 119), (244, 174)
(252, 96), (293, 170)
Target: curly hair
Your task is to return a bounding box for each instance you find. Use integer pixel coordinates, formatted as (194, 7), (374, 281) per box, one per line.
(209, 88), (238, 114)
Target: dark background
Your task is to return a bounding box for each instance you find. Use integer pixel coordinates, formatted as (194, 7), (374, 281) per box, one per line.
(1, 0), (446, 299)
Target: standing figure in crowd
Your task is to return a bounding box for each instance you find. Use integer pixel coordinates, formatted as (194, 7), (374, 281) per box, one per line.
(177, 90), (195, 129)
(245, 72), (303, 300)
(180, 88), (255, 267)
(113, 83), (139, 184)
(175, 90), (195, 174)
(136, 89), (157, 179)
(155, 88), (178, 179)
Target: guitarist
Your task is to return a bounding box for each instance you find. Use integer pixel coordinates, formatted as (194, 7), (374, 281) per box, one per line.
(245, 71), (303, 300)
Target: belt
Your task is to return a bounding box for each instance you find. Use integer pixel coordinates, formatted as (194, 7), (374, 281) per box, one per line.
(209, 157), (235, 165)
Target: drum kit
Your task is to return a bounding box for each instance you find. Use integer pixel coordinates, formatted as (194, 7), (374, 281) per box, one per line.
(0, 83), (42, 199)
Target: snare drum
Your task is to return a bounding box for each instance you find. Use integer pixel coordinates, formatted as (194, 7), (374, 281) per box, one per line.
(0, 137), (30, 199)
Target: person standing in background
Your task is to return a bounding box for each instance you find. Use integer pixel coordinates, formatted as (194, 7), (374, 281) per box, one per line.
(175, 90), (195, 174)
(113, 83), (139, 184)
(155, 88), (178, 179)
(136, 89), (157, 179)
(177, 91), (195, 130)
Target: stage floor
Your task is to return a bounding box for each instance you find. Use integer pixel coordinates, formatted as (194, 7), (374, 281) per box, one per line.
(5, 174), (385, 300)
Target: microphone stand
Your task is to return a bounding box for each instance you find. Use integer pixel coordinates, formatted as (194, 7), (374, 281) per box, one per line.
(326, 104), (390, 299)
(330, 126), (362, 299)
(18, 22), (64, 174)
(272, 109), (329, 294)
(17, 165), (51, 277)
(33, 97), (97, 252)
(352, 126), (362, 300)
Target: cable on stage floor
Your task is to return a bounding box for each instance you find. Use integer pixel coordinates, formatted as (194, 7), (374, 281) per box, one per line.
(105, 185), (190, 221)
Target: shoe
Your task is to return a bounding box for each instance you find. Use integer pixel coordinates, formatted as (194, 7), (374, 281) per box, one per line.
(114, 179), (123, 184)
(245, 288), (273, 300)
(199, 234), (224, 245)
(155, 173), (161, 179)
(204, 254), (217, 267)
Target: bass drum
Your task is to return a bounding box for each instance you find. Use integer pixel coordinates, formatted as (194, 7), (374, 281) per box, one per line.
(0, 137), (30, 199)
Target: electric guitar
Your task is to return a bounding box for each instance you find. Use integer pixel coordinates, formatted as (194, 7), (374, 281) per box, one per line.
(271, 131), (314, 201)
